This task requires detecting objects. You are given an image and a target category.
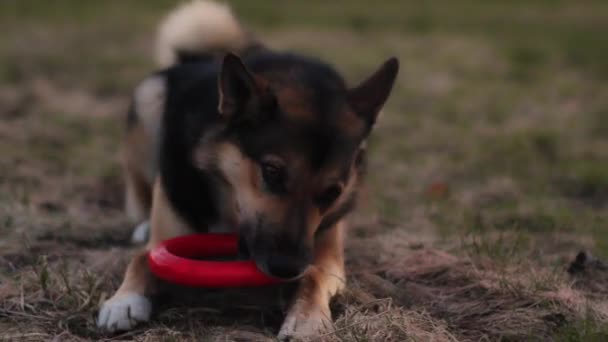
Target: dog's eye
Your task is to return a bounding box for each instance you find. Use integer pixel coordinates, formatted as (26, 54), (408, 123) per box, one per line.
(316, 184), (342, 210)
(261, 162), (286, 194)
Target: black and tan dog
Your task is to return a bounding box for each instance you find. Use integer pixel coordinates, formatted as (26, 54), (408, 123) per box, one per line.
(97, 1), (398, 339)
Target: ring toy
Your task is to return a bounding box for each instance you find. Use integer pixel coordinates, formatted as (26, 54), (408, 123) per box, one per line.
(148, 233), (282, 287)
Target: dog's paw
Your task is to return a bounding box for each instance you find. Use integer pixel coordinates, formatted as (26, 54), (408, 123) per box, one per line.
(131, 221), (150, 244)
(97, 293), (151, 332)
(278, 303), (332, 341)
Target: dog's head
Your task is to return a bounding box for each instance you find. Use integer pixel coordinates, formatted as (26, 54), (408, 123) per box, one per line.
(203, 53), (398, 279)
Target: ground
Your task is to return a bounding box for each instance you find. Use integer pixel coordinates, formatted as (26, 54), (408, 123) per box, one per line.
(1, 1), (608, 341)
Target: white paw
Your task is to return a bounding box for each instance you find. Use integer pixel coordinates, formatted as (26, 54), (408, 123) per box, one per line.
(97, 293), (151, 332)
(278, 303), (332, 341)
(131, 221), (150, 244)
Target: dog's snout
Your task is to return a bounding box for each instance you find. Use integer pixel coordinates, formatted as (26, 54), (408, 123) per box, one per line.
(247, 226), (313, 280)
(265, 254), (308, 279)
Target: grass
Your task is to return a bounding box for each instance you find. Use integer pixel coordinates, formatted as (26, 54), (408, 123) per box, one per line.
(1, 0), (608, 341)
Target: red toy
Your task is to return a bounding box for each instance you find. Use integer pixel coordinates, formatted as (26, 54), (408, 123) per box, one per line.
(148, 233), (282, 287)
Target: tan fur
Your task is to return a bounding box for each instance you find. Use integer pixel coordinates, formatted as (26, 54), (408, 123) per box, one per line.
(279, 220), (346, 338)
(329, 163), (359, 212)
(214, 141), (353, 239)
(214, 140), (360, 243)
(147, 178), (194, 247)
(108, 178), (194, 300)
(215, 142), (287, 225)
(122, 75), (166, 223)
(264, 83), (366, 137)
(273, 86), (320, 122)
(113, 135), (353, 338)
(123, 125), (153, 222)
(111, 250), (154, 298)
(311, 220), (346, 298)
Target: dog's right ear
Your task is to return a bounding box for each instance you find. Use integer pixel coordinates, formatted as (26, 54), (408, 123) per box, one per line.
(218, 53), (274, 124)
(348, 57), (399, 129)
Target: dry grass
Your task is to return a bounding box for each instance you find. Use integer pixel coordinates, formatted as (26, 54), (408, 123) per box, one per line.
(2, 213), (606, 341)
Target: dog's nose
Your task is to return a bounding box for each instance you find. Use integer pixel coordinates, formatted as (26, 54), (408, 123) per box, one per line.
(265, 255), (307, 280)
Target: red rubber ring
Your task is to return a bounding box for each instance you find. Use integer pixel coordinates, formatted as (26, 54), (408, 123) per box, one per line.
(148, 233), (282, 288)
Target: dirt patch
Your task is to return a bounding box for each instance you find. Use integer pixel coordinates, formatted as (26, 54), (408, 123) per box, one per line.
(3, 199), (602, 342)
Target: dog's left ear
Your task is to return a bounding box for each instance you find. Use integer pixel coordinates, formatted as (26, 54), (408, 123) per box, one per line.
(348, 57), (399, 128)
(218, 53), (274, 123)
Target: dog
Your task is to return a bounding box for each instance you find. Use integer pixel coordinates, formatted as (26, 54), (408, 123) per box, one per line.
(97, 1), (398, 339)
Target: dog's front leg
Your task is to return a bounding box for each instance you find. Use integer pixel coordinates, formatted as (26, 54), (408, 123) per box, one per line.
(278, 220), (346, 340)
(98, 178), (191, 332)
(96, 249), (154, 332)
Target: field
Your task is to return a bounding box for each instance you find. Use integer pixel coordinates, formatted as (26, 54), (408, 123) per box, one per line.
(1, 1), (608, 340)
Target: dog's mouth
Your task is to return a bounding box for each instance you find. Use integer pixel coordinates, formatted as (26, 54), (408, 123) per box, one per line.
(237, 234), (309, 280)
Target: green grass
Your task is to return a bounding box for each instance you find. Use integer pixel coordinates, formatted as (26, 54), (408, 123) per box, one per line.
(556, 313), (608, 342)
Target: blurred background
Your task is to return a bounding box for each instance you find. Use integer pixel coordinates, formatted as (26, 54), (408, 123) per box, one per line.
(1, 1), (607, 340)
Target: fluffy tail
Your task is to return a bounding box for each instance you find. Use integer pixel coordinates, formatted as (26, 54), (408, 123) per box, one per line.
(155, 0), (257, 68)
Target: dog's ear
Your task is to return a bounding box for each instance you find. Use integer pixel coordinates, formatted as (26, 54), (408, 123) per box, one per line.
(348, 57), (399, 128)
(218, 53), (275, 123)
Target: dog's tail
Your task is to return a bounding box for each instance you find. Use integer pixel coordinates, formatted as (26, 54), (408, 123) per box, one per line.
(155, 0), (259, 68)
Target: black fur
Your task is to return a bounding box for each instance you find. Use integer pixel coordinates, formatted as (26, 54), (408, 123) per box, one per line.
(176, 50), (216, 65)
(246, 53), (346, 117)
(158, 51), (366, 231)
(159, 61), (224, 230)
(225, 54), (362, 172)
